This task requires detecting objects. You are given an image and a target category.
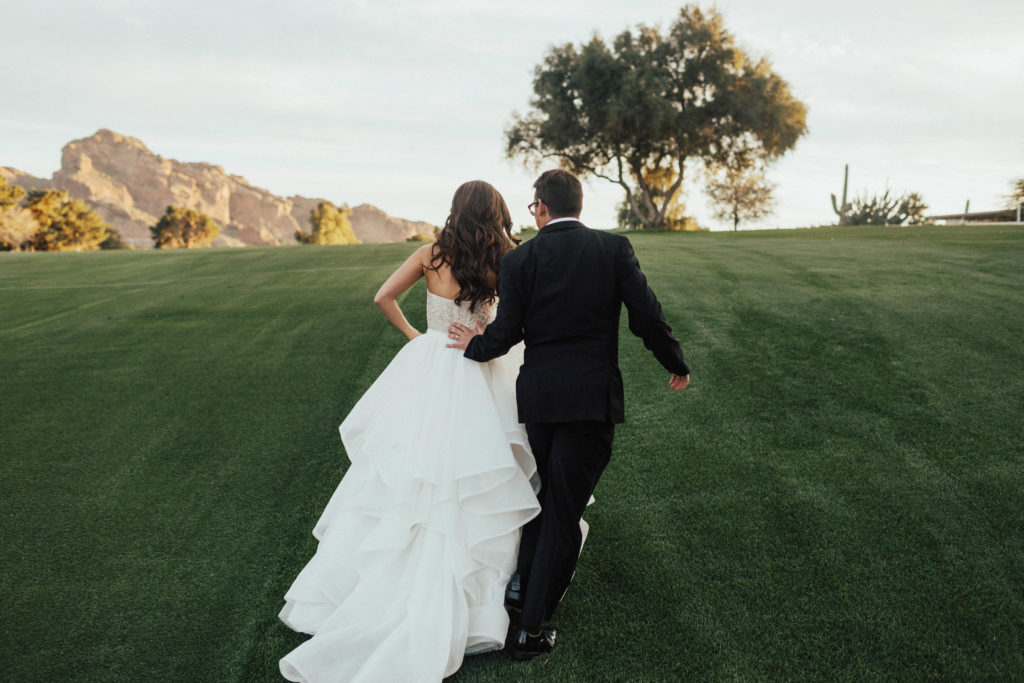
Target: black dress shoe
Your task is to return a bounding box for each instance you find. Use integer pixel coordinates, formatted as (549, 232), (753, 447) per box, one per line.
(505, 572), (525, 612)
(509, 627), (556, 661)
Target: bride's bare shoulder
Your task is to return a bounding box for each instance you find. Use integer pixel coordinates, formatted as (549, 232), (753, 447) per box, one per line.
(413, 243), (441, 265)
(418, 243), (453, 282)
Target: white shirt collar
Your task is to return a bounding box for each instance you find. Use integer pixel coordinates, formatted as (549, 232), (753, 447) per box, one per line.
(545, 217), (579, 226)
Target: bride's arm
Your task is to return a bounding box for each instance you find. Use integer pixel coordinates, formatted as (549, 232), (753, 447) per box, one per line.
(373, 244), (432, 340)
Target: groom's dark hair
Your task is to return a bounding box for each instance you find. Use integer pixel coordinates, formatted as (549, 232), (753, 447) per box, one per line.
(534, 169), (583, 218)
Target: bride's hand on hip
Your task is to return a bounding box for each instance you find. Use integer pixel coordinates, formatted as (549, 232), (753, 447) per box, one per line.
(446, 321), (484, 350)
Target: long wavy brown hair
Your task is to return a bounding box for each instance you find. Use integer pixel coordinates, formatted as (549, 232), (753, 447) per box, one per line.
(428, 180), (520, 311)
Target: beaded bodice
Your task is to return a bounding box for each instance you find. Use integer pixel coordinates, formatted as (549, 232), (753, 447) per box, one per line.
(426, 291), (496, 333)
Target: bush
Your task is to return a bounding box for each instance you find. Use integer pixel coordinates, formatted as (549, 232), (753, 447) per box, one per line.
(848, 190), (928, 226)
(296, 202), (359, 245)
(151, 206), (220, 249)
(99, 228), (133, 250)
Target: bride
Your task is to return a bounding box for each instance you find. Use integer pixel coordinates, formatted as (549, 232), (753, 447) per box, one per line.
(278, 180), (541, 682)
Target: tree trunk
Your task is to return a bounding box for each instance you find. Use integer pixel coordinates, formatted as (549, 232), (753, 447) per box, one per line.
(625, 184), (665, 229)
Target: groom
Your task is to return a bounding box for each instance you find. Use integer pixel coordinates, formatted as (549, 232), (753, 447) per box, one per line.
(447, 169), (689, 659)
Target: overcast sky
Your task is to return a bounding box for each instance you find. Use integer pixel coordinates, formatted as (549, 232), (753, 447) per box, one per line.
(3, 0), (1022, 230)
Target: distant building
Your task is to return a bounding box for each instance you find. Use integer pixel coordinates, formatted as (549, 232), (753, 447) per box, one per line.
(928, 208), (1022, 224)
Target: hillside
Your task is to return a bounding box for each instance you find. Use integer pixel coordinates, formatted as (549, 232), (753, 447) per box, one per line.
(0, 129), (437, 248)
(1, 225), (1022, 680)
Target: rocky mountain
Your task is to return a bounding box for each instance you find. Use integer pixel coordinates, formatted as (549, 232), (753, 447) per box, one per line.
(1, 130), (437, 248)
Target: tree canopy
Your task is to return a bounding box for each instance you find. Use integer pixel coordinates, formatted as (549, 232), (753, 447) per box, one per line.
(1006, 177), (1024, 209)
(1, 179), (129, 251)
(0, 175), (25, 209)
(150, 205), (221, 249)
(296, 201), (359, 245)
(24, 189), (111, 251)
(505, 5), (807, 229)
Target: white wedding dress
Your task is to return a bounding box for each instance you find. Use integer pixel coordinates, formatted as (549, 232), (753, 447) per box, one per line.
(278, 291), (542, 683)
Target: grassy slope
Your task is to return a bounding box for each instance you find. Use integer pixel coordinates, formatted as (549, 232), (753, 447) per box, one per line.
(1, 225), (1021, 681)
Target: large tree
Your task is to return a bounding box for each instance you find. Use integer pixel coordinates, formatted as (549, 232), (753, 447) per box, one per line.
(150, 205), (221, 249)
(296, 201), (359, 245)
(24, 189), (111, 251)
(505, 5), (807, 229)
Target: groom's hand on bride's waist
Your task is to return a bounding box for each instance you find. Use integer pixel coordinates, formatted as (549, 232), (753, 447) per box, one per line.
(446, 321), (485, 351)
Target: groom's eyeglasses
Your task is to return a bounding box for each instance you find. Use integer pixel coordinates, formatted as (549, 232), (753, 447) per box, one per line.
(527, 200), (540, 216)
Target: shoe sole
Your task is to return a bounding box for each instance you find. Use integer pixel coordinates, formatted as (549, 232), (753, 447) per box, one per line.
(511, 648), (549, 662)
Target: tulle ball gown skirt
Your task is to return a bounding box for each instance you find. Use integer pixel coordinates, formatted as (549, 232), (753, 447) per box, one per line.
(278, 330), (540, 682)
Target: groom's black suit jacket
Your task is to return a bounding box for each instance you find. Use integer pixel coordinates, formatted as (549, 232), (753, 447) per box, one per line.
(464, 220), (688, 424)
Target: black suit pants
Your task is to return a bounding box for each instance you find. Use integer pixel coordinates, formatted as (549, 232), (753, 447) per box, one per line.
(516, 420), (614, 632)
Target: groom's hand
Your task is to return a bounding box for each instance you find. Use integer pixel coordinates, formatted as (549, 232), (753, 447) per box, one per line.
(669, 373), (689, 392)
(446, 321), (485, 350)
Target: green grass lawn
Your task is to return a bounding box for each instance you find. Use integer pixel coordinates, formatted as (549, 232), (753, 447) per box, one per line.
(1, 225), (1021, 681)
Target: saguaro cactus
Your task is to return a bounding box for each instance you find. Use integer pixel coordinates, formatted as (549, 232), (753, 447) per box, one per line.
(831, 164), (851, 225)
